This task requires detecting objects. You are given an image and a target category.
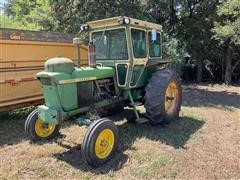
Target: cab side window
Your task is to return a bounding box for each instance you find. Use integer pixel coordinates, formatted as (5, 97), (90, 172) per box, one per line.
(131, 29), (147, 58)
(148, 32), (161, 58)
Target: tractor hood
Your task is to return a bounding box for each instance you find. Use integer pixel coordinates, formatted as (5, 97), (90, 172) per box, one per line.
(36, 57), (115, 85)
(36, 57), (116, 117)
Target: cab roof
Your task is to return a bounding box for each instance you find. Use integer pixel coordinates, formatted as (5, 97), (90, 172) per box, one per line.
(87, 16), (162, 31)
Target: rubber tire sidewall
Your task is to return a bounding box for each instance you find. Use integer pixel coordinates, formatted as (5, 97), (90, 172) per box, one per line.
(82, 118), (119, 167)
(25, 109), (60, 141)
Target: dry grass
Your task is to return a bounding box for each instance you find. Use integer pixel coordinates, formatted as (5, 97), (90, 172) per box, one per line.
(0, 84), (239, 179)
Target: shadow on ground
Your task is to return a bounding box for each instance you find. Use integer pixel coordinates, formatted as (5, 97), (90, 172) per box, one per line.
(0, 107), (34, 146)
(0, 107), (77, 146)
(183, 85), (240, 108)
(1, 84), (236, 147)
(54, 109), (204, 174)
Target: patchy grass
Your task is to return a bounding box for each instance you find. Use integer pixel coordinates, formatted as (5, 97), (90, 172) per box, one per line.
(208, 83), (230, 88)
(217, 105), (235, 112)
(0, 84), (239, 179)
(131, 153), (170, 178)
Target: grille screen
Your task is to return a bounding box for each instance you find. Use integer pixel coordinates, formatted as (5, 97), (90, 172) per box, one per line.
(117, 64), (128, 86)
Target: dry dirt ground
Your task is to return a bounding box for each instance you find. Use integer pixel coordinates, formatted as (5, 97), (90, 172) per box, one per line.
(0, 84), (239, 179)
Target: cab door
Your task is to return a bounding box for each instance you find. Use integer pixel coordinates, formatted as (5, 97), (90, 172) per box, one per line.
(129, 28), (147, 88)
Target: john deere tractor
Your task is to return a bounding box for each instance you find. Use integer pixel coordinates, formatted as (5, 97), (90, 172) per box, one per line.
(25, 16), (182, 166)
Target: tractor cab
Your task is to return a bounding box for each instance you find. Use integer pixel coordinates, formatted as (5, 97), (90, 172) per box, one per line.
(79, 16), (167, 89)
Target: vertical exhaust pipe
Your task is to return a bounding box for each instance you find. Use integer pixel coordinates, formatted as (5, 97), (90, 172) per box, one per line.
(73, 38), (83, 67)
(88, 41), (96, 67)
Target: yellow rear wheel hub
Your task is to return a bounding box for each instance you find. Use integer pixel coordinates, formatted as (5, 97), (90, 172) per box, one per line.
(35, 119), (56, 138)
(95, 129), (114, 159)
(165, 81), (179, 115)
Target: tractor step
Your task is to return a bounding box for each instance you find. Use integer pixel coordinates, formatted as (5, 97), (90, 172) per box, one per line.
(135, 117), (148, 124)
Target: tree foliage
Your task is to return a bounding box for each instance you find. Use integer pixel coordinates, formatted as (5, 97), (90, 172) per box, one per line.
(1, 0), (53, 30)
(1, 0), (240, 83)
(211, 0), (240, 83)
(212, 0), (240, 45)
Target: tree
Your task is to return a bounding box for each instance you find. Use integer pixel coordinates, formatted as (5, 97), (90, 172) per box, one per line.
(48, 0), (144, 33)
(2, 0), (238, 83)
(212, 0), (240, 84)
(2, 0), (53, 31)
(145, 0), (219, 82)
(177, 0), (219, 82)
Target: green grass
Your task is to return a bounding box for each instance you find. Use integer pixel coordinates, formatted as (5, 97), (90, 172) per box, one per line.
(131, 154), (170, 178)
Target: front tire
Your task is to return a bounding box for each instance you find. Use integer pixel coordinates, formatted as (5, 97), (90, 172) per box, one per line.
(81, 118), (118, 167)
(25, 109), (61, 141)
(144, 69), (182, 125)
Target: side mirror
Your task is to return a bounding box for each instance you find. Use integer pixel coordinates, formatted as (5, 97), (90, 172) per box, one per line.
(151, 29), (157, 41)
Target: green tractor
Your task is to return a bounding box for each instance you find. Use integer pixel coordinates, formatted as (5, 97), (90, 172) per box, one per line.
(25, 16), (182, 166)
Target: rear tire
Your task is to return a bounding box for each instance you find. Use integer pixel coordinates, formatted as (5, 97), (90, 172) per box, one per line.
(25, 109), (61, 141)
(81, 118), (118, 167)
(144, 69), (182, 125)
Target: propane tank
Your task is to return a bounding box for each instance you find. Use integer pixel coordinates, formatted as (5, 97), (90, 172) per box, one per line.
(88, 41), (96, 67)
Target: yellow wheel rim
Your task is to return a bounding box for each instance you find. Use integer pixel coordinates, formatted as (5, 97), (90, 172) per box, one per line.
(35, 119), (56, 138)
(165, 81), (179, 115)
(95, 129), (115, 159)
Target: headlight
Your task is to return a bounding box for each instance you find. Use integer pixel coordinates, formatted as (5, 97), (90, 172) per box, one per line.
(124, 17), (130, 24)
(80, 24), (89, 31)
(118, 17), (130, 25)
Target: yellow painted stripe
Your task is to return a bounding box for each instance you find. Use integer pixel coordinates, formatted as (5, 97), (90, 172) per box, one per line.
(58, 77), (96, 84)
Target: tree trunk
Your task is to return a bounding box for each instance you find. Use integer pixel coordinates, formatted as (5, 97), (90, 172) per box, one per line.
(197, 52), (203, 82)
(170, 0), (176, 25)
(224, 45), (233, 84)
(221, 55), (225, 81)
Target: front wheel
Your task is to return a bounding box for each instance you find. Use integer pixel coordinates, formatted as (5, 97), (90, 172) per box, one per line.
(81, 118), (118, 167)
(144, 69), (182, 125)
(25, 109), (61, 141)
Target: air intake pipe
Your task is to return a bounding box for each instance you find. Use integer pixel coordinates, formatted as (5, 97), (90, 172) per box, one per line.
(73, 38), (83, 67)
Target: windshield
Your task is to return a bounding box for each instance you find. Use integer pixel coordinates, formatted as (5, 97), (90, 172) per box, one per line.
(92, 28), (128, 60)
